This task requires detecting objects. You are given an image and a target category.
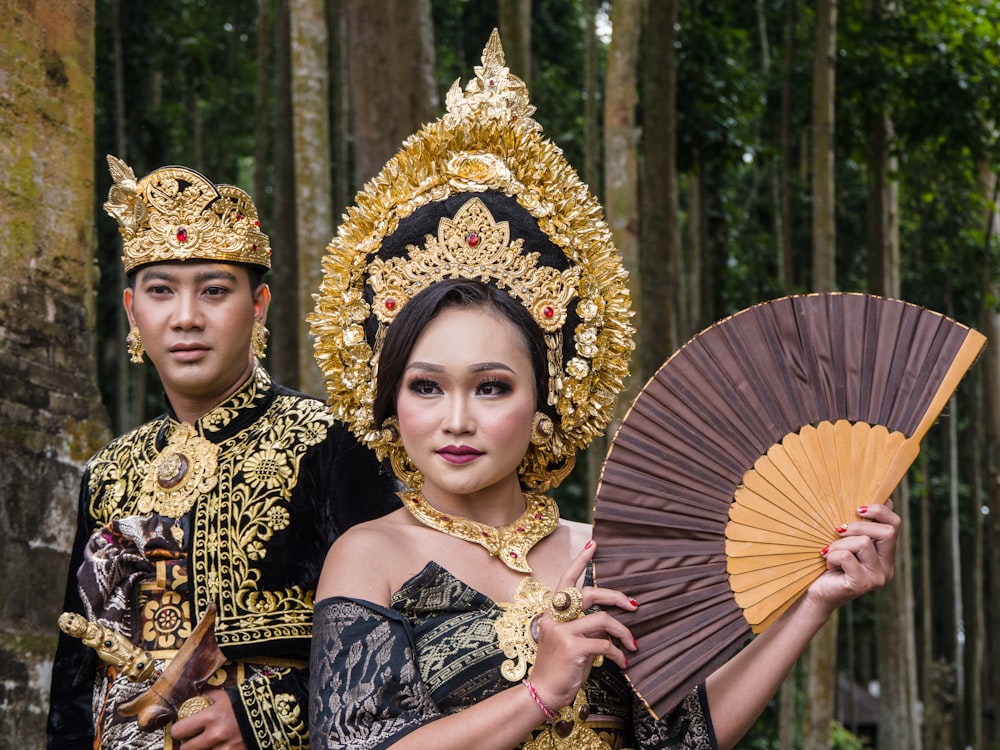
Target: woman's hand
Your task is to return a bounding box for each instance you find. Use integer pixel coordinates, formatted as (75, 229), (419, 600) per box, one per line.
(527, 541), (639, 711)
(803, 499), (901, 616)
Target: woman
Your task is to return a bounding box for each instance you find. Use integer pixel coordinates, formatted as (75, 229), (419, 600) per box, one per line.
(308, 31), (899, 750)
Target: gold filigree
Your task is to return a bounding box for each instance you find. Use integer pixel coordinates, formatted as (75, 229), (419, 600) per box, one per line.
(310, 29), (634, 494)
(495, 577), (550, 680)
(522, 689), (611, 750)
(401, 492), (558, 573)
(369, 198), (580, 334)
(104, 155), (271, 272)
(138, 423), (220, 519)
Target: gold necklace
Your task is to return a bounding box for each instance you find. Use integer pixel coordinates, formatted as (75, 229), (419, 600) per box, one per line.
(138, 422), (220, 540)
(400, 491), (559, 573)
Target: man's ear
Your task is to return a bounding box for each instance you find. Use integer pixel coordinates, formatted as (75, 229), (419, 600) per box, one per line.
(123, 287), (137, 328)
(253, 283), (271, 324)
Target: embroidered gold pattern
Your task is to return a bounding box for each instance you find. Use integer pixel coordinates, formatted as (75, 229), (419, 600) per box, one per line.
(137, 423), (219, 519)
(238, 681), (308, 748)
(310, 29), (634, 493)
(401, 492), (559, 573)
(86, 367), (331, 647)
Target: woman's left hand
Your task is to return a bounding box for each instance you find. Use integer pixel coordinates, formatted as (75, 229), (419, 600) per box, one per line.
(804, 499), (901, 614)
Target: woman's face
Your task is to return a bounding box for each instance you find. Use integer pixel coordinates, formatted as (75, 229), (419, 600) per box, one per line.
(395, 305), (537, 506)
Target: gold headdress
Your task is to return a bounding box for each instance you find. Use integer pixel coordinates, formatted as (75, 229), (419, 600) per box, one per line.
(310, 29), (634, 491)
(104, 155), (271, 272)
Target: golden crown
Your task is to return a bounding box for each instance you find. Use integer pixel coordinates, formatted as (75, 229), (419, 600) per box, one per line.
(104, 155), (271, 272)
(310, 29), (634, 491)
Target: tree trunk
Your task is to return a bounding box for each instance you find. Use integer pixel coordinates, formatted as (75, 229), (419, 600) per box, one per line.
(1, 3), (110, 748)
(344, 0), (437, 187)
(803, 3), (838, 746)
(254, 0), (273, 224)
(811, 0), (837, 292)
(289, 0), (332, 397)
(779, 0), (796, 293)
(583, 0), (599, 191)
(639, 0), (680, 379)
(269, 0), (300, 389)
(499, 0), (531, 91)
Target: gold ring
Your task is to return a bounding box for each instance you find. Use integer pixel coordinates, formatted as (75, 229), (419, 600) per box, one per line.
(548, 587), (584, 622)
(178, 695), (213, 719)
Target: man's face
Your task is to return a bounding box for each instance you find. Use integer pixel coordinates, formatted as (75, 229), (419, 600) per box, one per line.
(124, 262), (269, 417)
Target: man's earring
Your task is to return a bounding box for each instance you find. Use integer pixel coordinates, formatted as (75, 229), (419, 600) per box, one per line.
(126, 327), (144, 364)
(252, 320), (270, 359)
(530, 412), (555, 446)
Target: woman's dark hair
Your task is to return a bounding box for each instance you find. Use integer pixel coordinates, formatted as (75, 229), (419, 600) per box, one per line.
(373, 278), (550, 426)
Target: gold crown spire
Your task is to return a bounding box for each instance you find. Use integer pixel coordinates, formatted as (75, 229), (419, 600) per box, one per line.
(104, 155), (271, 272)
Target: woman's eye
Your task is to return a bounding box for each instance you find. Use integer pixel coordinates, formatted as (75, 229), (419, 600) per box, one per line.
(477, 378), (512, 396)
(407, 378), (440, 395)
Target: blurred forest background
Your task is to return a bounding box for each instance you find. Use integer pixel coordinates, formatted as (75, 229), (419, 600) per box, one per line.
(2, 0), (999, 748)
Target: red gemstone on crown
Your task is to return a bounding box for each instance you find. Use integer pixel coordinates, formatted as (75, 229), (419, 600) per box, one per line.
(467, 232), (480, 247)
(236, 212), (244, 221)
(543, 306), (555, 318)
(510, 551), (518, 558)
(385, 298), (396, 310)
(176, 227), (188, 242)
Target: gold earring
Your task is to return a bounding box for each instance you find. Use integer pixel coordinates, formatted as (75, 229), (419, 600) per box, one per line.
(126, 326), (144, 364)
(251, 320), (270, 359)
(530, 412), (554, 446)
(381, 417), (401, 446)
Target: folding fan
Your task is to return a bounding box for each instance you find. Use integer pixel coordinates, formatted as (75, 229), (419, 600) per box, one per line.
(591, 293), (985, 719)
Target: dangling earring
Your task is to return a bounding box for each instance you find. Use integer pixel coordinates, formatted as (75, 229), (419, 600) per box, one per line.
(251, 320), (270, 359)
(530, 412), (554, 446)
(126, 326), (144, 364)
(381, 417), (402, 446)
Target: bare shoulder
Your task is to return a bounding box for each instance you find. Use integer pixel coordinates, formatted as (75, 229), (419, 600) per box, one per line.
(559, 519), (594, 549)
(316, 509), (414, 605)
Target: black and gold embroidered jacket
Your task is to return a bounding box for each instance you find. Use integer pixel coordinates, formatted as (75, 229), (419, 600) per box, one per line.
(47, 367), (399, 749)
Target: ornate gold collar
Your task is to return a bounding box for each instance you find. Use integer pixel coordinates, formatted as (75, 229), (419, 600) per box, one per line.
(399, 491), (559, 573)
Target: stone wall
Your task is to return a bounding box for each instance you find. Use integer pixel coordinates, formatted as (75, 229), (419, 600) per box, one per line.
(0, 2), (106, 748)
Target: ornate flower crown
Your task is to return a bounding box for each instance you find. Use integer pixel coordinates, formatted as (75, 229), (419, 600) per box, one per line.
(310, 29), (634, 490)
(104, 155), (271, 272)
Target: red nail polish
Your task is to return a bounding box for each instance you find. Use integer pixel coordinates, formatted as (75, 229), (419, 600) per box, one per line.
(835, 524), (848, 534)
(624, 657), (630, 668)
(584, 540), (594, 550)
(628, 598), (639, 608)
(857, 505), (869, 515)
(632, 638), (638, 649)
(821, 545), (829, 556)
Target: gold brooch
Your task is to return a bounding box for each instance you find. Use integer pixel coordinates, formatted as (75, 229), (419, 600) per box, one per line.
(138, 423), (219, 519)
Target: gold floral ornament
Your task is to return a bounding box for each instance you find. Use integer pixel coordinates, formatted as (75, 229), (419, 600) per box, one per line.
(310, 29), (634, 492)
(104, 155), (272, 272)
(138, 423), (220, 521)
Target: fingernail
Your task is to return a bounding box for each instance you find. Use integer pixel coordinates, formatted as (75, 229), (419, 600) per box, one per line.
(632, 637), (638, 649)
(584, 540), (594, 549)
(857, 505), (869, 515)
(835, 524), (848, 534)
(821, 545), (829, 556)
(624, 657), (630, 668)
(628, 598), (639, 608)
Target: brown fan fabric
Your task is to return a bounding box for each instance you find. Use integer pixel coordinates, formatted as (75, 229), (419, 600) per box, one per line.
(592, 293), (985, 720)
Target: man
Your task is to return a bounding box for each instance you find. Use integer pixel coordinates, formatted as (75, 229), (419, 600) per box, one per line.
(46, 156), (398, 749)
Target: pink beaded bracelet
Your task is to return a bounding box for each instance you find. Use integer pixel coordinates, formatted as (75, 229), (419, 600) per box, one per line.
(522, 679), (555, 720)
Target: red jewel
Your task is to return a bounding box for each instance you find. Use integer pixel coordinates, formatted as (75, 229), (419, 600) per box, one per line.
(176, 227), (188, 242)
(442, 515), (451, 522)
(543, 305), (555, 318)
(517, 527), (526, 532)
(255, 220), (260, 227)
(236, 212), (244, 221)
(510, 551), (518, 558)
(385, 298), (396, 310)
(482, 531), (490, 538)
(534, 513), (542, 520)
(253, 243), (258, 251)
(467, 232), (480, 248)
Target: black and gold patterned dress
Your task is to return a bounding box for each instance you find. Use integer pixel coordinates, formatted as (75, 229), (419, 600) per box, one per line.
(309, 562), (718, 750)
(47, 367), (399, 750)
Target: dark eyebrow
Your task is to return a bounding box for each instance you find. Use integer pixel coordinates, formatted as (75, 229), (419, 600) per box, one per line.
(405, 362), (516, 374)
(137, 268), (239, 284)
